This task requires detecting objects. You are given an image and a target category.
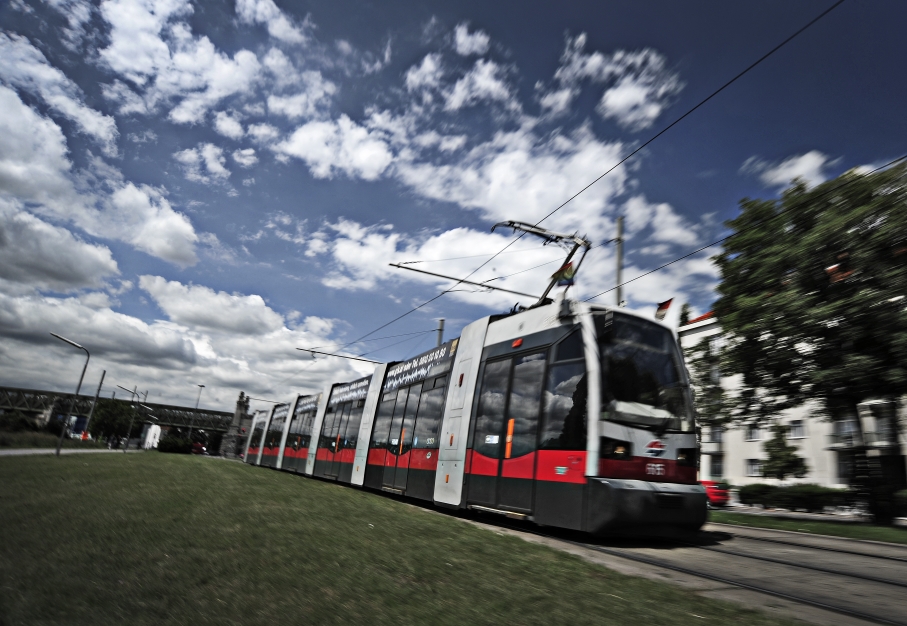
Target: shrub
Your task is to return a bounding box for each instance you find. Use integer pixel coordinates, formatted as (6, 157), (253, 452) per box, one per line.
(158, 435), (191, 454)
(769, 484), (851, 512)
(739, 483), (853, 512)
(739, 483), (776, 506)
(895, 490), (907, 517)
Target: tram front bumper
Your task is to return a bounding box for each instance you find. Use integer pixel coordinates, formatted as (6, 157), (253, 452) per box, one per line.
(585, 478), (707, 534)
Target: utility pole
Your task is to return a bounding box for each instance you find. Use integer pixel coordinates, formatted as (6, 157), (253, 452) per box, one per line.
(82, 370), (105, 439)
(189, 384), (204, 440)
(437, 319), (445, 347)
(616, 216), (624, 307)
(50, 333), (90, 457)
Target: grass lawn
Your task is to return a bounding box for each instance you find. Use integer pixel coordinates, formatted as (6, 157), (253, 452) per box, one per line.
(0, 454), (801, 626)
(709, 509), (907, 545)
(0, 430), (105, 449)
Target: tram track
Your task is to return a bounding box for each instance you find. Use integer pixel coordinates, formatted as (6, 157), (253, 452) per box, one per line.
(707, 522), (907, 563)
(567, 539), (907, 626)
(470, 514), (907, 626)
(678, 540), (907, 589)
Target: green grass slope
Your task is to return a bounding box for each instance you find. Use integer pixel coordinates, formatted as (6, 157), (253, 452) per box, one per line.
(0, 454), (799, 625)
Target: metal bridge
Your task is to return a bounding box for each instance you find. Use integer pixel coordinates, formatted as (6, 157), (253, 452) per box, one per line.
(0, 386), (234, 432)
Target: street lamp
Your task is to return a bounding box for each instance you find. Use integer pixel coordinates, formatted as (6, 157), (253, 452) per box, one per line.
(50, 333), (90, 457)
(116, 384), (142, 454)
(189, 384), (204, 439)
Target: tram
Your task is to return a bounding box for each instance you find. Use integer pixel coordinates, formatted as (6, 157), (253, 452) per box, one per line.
(243, 293), (706, 534)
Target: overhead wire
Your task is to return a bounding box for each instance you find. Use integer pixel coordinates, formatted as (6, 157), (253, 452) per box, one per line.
(395, 246), (549, 264)
(272, 0), (846, 384)
(582, 154), (907, 303)
(348, 0), (847, 341)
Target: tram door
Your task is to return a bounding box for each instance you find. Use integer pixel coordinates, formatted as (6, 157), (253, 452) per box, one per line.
(326, 402), (351, 479)
(383, 385), (421, 491)
(470, 351), (547, 513)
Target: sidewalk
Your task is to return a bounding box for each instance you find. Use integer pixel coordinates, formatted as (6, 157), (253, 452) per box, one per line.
(0, 448), (140, 456)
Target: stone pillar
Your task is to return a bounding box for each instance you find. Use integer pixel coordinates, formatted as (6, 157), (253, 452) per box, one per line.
(223, 391), (251, 459)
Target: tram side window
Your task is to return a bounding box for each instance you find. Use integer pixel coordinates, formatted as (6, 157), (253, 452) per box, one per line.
(371, 395), (397, 449)
(299, 411), (315, 448)
(508, 352), (548, 458)
(319, 405), (339, 449)
(343, 404), (365, 449)
(473, 359), (511, 458)
(540, 334), (587, 451)
(287, 415), (301, 449)
(412, 376), (447, 448)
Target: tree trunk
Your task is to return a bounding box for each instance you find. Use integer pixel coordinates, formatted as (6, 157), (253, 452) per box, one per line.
(832, 398), (895, 524)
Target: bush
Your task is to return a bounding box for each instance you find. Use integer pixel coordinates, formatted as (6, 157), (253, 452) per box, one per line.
(739, 483), (854, 512)
(895, 490), (907, 517)
(739, 483), (776, 506)
(157, 435), (191, 454)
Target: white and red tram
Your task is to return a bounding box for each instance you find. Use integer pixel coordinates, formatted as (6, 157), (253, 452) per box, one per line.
(245, 297), (707, 533)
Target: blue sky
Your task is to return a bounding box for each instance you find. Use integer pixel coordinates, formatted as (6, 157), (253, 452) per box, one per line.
(1, 0), (904, 413)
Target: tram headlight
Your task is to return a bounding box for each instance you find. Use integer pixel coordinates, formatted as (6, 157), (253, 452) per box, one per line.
(601, 437), (633, 460)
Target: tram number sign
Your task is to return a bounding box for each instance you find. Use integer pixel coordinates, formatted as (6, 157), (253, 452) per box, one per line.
(646, 463), (666, 476)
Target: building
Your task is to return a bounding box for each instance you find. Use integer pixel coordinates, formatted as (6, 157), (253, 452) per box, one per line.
(679, 314), (907, 489)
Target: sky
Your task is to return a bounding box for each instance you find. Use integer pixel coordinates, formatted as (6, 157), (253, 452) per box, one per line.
(1, 0), (905, 414)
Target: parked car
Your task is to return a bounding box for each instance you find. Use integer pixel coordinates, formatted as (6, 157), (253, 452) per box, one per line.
(191, 442), (207, 455)
(701, 480), (730, 507)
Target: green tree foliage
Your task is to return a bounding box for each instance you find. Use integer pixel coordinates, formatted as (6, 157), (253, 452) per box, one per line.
(762, 423), (808, 481)
(683, 336), (727, 430)
(679, 303), (692, 326)
(89, 398), (142, 439)
(715, 163), (907, 521)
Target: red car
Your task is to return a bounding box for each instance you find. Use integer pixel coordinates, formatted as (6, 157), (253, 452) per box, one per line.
(701, 480), (730, 507)
(191, 442), (207, 455)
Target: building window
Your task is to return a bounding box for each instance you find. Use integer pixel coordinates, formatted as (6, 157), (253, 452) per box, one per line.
(708, 335), (724, 357)
(709, 426), (724, 443)
(837, 453), (854, 484)
(787, 420), (805, 439)
(745, 425), (760, 441)
(710, 455), (724, 478)
(746, 459), (762, 477)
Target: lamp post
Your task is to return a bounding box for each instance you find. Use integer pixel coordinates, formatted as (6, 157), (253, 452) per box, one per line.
(50, 333), (90, 457)
(189, 384), (204, 440)
(116, 384), (138, 453)
(139, 404), (157, 449)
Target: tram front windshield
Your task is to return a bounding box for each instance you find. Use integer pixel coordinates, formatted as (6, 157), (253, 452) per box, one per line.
(595, 312), (694, 433)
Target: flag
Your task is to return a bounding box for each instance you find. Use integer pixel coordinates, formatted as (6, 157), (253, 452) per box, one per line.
(655, 298), (673, 320)
(551, 262), (575, 286)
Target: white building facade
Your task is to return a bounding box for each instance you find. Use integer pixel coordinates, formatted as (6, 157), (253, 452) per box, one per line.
(679, 315), (906, 489)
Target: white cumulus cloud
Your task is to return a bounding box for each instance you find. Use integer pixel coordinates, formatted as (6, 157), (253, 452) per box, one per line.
(266, 70), (337, 120)
(214, 111), (244, 139)
(444, 59), (515, 111)
(233, 148), (258, 167)
(275, 115), (393, 180)
(174, 143), (231, 183)
(235, 0), (309, 45)
(0, 34), (119, 155)
(453, 23), (490, 56)
(140, 275), (285, 335)
(741, 150), (836, 189)
(543, 34), (682, 129)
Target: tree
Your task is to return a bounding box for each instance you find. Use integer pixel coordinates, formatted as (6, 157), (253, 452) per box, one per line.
(683, 336), (727, 432)
(762, 423), (808, 481)
(714, 163), (907, 522)
(679, 303), (692, 326)
(88, 398), (136, 440)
